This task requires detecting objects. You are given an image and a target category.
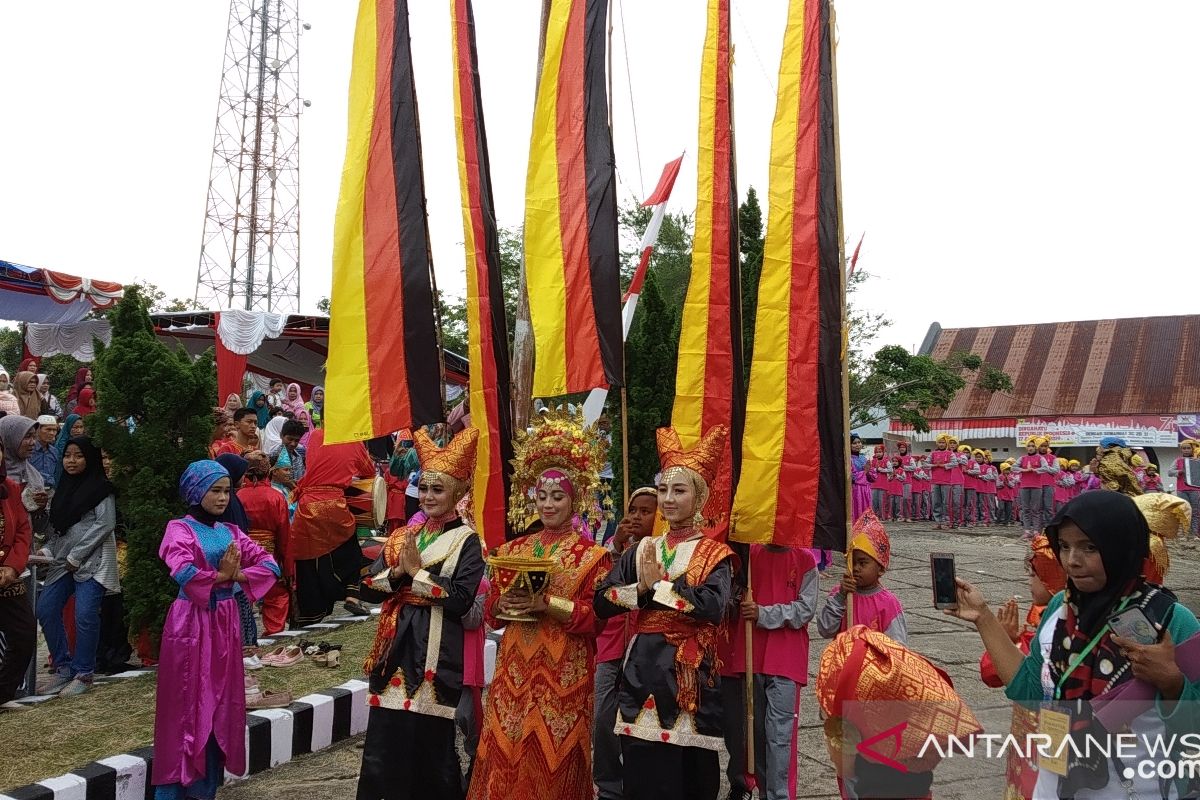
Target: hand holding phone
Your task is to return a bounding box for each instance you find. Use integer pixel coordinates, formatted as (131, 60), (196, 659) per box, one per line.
(1108, 607), (1158, 645)
(931, 552), (957, 610)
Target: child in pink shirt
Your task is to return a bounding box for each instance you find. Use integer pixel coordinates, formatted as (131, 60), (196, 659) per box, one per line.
(886, 455), (906, 522)
(929, 435), (955, 529)
(817, 512), (907, 643)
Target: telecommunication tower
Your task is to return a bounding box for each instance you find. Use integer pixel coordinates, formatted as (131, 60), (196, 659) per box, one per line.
(195, 0), (307, 312)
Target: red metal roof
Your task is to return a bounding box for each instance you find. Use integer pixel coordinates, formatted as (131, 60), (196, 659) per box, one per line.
(921, 316), (1200, 419)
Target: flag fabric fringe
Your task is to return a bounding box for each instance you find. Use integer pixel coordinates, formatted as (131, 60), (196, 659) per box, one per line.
(523, 0), (622, 398)
(731, 0), (846, 549)
(326, 0), (442, 443)
(672, 0), (743, 539)
(450, 0), (514, 548)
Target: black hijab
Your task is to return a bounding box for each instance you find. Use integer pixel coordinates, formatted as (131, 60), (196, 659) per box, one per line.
(49, 436), (115, 533)
(214, 453), (251, 532)
(1045, 490), (1150, 637)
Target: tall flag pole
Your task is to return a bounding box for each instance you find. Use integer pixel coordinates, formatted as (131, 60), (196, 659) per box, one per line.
(450, 0), (514, 548)
(731, 0), (846, 549)
(524, 0), (622, 398)
(671, 0), (743, 539)
(581, 154), (684, 425)
(325, 0), (443, 443)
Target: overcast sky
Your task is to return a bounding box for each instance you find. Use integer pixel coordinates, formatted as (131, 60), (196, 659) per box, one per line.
(2, 1), (1198, 355)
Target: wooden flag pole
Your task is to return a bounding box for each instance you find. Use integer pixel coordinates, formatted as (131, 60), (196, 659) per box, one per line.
(743, 554), (757, 790)
(829, 0), (854, 629)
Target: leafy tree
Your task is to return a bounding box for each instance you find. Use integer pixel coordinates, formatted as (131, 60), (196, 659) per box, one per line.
(851, 345), (1013, 432)
(617, 205), (694, 309)
(610, 269), (679, 490)
(90, 285), (215, 652)
(738, 188), (764, 385)
(127, 280), (197, 313)
(316, 296), (331, 314)
(435, 225), (522, 355)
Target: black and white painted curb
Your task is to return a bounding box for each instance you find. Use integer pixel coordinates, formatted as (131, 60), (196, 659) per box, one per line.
(0, 679), (369, 800)
(1, 612), (378, 799)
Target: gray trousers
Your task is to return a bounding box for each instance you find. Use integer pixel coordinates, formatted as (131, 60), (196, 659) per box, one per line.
(931, 484), (950, 524)
(593, 659), (623, 800)
(1020, 487), (1044, 531)
(722, 674), (799, 800)
(1179, 490), (1200, 537)
(1041, 486), (1056, 527)
(871, 488), (886, 518)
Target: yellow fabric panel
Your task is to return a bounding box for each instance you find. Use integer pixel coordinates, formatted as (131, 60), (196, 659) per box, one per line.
(729, 0), (807, 543)
(671, 0), (721, 446)
(325, 0), (378, 443)
(524, 0), (571, 397)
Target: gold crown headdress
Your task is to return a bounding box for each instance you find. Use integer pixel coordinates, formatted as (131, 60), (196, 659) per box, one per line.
(508, 410), (608, 528)
(656, 424), (729, 526)
(414, 427), (478, 499)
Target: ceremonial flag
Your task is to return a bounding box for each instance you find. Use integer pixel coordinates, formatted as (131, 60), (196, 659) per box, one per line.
(672, 0), (743, 538)
(581, 155), (683, 425)
(731, 0), (846, 549)
(524, 0), (622, 397)
(450, 0), (514, 548)
(325, 0), (442, 443)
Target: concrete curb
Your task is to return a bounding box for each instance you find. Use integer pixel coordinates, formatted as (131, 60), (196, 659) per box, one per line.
(1, 612), (380, 800)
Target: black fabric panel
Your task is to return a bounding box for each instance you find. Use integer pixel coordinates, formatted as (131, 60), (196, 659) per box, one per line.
(289, 701), (315, 754)
(246, 713), (272, 775)
(390, 0), (446, 425)
(813, 0), (847, 551)
(582, 0), (623, 388)
(462, 0), (515, 514)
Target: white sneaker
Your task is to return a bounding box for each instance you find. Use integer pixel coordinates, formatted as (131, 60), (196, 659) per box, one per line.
(243, 655), (264, 670)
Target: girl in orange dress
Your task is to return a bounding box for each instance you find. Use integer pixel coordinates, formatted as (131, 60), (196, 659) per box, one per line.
(466, 413), (611, 800)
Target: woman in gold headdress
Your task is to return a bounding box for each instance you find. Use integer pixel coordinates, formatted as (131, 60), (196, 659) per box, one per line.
(466, 413), (611, 800)
(357, 428), (485, 800)
(594, 425), (736, 800)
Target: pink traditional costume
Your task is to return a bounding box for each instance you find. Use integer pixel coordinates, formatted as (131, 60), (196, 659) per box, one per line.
(929, 435), (955, 528)
(868, 447), (889, 520)
(152, 460), (280, 800)
(848, 434), (871, 524)
(816, 512), (907, 644)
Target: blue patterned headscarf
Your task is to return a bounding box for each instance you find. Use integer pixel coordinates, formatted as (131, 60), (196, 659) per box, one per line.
(1099, 435), (1128, 449)
(179, 460), (230, 507)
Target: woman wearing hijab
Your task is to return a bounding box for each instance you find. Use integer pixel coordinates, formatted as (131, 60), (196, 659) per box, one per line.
(14, 370), (46, 420)
(0, 371), (19, 416)
(223, 393), (243, 413)
(72, 386), (97, 418)
(0, 434), (36, 706)
(952, 491), (1200, 799)
(36, 436), (118, 696)
(54, 413), (83, 482)
(283, 383), (313, 430)
(249, 391), (271, 430)
(261, 416), (285, 458)
(290, 430), (374, 622)
(151, 460), (280, 800)
(215, 453), (259, 649)
(305, 386), (324, 430)
(37, 374), (64, 420)
(0, 415), (50, 539)
(65, 367), (91, 406)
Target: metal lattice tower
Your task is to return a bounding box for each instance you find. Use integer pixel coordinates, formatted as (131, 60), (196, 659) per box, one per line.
(196, 0), (305, 312)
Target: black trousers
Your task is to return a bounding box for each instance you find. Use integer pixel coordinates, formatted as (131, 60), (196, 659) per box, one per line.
(295, 534), (363, 624)
(621, 738), (719, 800)
(0, 590), (37, 704)
(357, 707), (463, 800)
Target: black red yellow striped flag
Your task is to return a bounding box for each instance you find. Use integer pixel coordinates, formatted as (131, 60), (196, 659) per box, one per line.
(524, 0), (622, 397)
(731, 0), (846, 549)
(450, 0), (514, 548)
(672, 0), (743, 539)
(326, 0), (442, 443)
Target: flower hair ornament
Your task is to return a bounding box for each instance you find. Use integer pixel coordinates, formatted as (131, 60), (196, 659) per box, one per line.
(508, 409), (609, 531)
(655, 424), (729, 529)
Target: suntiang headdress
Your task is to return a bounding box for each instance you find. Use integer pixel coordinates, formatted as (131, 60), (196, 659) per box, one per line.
(414, 426), (478, 500)
(508, 410), (608, 528)
(656, 424), (728, 527)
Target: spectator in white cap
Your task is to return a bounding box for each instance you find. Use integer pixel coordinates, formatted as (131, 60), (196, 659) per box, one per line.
(31, 415), (60, 488)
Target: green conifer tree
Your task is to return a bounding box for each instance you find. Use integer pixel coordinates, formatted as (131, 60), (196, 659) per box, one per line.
(90, 286), (215, 651)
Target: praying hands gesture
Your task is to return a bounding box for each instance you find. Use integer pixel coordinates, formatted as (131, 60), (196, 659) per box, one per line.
(997, 597), (1021, 642)
(217, 542), (245, 583)
(392, 535), (422, 579)
(637, 541), (665, 595)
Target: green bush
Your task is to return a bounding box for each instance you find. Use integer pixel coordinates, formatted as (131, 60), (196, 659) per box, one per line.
(89, 286), (215, 650)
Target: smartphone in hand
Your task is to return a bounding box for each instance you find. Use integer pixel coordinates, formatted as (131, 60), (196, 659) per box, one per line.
(930, 552), (958, 610)
(1108, 607), (1158, 645)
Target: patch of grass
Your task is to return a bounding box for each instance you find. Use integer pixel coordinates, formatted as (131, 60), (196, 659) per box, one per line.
(0, 620), (377, 792)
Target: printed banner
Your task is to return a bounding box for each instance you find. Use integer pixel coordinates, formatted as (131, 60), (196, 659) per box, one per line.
(1015, 416), (1185, 448)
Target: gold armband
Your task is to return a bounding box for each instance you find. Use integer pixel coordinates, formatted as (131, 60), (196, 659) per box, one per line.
(545, 595), (575, 623)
